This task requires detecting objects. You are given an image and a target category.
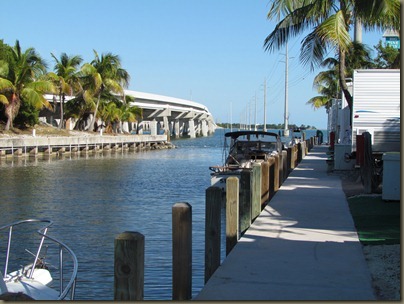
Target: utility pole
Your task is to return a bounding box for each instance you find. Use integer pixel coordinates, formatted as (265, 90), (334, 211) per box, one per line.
(263, 78), (267, 132)
(284, 41), (290, 137)
(248, 101), (251, 130)
(230, 102), (232, 132)
(254, 93), (257, 131)
(354, 17), (362, 43)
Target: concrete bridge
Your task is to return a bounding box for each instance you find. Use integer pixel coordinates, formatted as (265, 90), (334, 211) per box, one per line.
(42, 90), (216, 138)
(125, 90), (216, 138)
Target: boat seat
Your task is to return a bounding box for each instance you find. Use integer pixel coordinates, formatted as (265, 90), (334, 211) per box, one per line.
(6, 279), (60, 300)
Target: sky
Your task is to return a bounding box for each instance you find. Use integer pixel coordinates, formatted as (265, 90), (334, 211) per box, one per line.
(1, 0), (387, 129)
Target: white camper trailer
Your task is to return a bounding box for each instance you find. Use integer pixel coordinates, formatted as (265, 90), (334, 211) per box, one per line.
(351, 69), (400, 153)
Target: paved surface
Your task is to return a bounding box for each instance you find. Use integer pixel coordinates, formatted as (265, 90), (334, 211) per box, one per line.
(194, 145), (376, 301)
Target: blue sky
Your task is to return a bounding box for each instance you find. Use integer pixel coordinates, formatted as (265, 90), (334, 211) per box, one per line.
(1, 0), (387, 129)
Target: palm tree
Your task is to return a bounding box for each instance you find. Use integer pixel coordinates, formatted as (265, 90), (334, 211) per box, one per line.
(307, 59), (339, 110)
(99, 101), (120, 133)
(49, 53), (83, 129)
(307, 41), (373, 110)
(79, 50), (130, 132)
(0, 40), (54, 130)
(263, 0), (400, 119)
(99, 95), (142, 134)
(118, 98), (142, 133)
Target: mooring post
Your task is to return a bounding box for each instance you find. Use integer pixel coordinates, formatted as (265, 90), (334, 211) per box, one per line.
(281, 150), (288, 183)
(204, 186), (222, 284)
(226, 177), (239, 256)
(114, 231), (145, 300)
(297, 142), (302, 163)
(261, 161), (270, 208)
(239, 170), (252, 235)
(172, 202), (192, 300)
(278, 152), (284, 187)
(273, 154), (280, 192)
(251, 163), (261, 221)
(267, 156), (275, 200)
(287, 147), (292, 175)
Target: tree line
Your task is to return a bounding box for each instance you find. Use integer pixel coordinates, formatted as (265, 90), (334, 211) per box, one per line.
(0, 40), (141, 132)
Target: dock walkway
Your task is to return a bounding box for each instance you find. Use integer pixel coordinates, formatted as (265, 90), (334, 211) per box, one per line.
(195, 145), (376, 301)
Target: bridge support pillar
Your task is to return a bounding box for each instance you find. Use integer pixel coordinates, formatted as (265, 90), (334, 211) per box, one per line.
(163, 116), (170, 135)
(174, 120), (180, 138)
(208, 121), (215, 135)
(201, 120), (208, 137)
(188, 119), (196, 138)
(150, 119), (158, 136)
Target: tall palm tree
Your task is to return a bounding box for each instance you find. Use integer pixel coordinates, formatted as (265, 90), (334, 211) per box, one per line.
(79, 50), (130, 131)
(0, 40), (54, 130)
(263, 0), (400, 119)
(49, 53), (83, 129)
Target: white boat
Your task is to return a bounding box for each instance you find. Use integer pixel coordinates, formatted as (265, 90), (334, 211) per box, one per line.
(0, 219), (78, 300)
(209, 130), (283, 190)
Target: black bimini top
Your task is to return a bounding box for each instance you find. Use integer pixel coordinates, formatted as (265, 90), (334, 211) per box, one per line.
(224, 130), (280, 140)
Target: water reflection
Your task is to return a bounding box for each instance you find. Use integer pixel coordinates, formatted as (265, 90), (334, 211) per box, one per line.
(0, 134), (224, 300)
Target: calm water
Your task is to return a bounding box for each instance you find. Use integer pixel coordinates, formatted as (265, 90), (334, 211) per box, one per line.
(0, 128), (324, 300)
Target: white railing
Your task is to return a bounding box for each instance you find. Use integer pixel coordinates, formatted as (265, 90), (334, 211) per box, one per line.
(0, 219), (78, 300)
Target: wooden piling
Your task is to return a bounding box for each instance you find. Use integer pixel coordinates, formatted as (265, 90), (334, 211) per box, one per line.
(281, 150), (288, 183)
(287, 147), (292, 174)
(267, 156), (275, 199)
(297, 142), (302, 163)
(172, 202), (192, 300)
(226, 177), (239, 256)
(239, 171), (252, 235)
(261, 161), (270, 208)
(278, 152), (284, 187)
(291, 145), (297, 169)
(273, 154), (280, 192)
(114, 231), (145, 301)
(204, 187), (222, 284)
(251, 163), (261, 221)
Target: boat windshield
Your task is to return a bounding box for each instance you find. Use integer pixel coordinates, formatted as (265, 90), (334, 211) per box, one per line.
(235, 140), (277, 152)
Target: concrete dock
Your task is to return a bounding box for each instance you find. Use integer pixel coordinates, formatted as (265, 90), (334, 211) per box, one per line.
(195, 145), (376, 301)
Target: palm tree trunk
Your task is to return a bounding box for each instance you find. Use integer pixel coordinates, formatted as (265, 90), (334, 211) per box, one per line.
(88, 93), (101, 131)
(58, 93), (64, 129)
(4, 94), (20, 131)
(338, 48), (353, 126)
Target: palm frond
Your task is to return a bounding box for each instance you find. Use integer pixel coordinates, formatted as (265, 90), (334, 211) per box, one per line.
(0, 94), (9, 105)
(306, 96), (330, 109)
(355, 0), (401, 31)
(25, 80), (56, 94)
(316, 11), (351, 52)
(299, 30), (329, 70)
(21, 87), (53, 110)
(0, 60), (9, 78)
(0, 77), (14, 92)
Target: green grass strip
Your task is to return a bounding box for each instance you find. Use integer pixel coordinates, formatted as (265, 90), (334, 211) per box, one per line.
(347, 195), (400, 245)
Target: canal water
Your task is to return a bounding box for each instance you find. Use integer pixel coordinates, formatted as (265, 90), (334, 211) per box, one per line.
(0, 128), (324, 300)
